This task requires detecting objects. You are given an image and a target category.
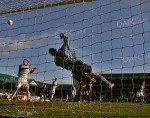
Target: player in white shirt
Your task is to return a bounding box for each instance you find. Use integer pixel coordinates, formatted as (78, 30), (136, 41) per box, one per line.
(140, 82), (145, 102)
(140, 82), (145, 96)
(9, 59), (36, 101)
(136, 81), (146, 103)
(50, 78), (59, 101)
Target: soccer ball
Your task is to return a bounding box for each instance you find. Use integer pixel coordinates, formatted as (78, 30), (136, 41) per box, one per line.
(7, 20), (13, 25)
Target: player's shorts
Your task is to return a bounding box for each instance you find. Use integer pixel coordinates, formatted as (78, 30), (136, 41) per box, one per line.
(16, 77), (29, 89)
(51, 87), (56, 94)
(72, 60), (92, 82)
(73, 60), (92, 74)
(140, 91), (144, 96)
(16, 82), (29, 89)
(136, 91), (144, 97)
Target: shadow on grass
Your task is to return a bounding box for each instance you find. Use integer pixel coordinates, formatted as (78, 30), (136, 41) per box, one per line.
(0, 116), (24, 118)
(0, 104), (16, 106)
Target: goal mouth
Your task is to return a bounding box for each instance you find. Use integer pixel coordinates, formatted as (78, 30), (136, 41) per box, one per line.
(0, 0), (150, 117)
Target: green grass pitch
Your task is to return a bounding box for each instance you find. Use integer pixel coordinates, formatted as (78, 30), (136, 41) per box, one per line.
(0, 100), (150, 118)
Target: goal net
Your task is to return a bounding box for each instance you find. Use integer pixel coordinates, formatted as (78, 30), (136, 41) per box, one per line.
(0, 0), (150, 117)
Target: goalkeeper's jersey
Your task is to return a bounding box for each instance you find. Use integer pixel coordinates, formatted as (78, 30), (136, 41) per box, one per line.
(18, 64), (30, 82)
(55, 37), (77, 70)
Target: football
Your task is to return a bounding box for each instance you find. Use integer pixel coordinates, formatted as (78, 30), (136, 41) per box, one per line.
(7, 20), (13, 25)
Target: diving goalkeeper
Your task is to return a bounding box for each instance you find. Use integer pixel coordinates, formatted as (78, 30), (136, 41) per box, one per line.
(49, 33), (114, 89)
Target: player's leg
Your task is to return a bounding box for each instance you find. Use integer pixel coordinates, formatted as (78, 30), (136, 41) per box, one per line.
(23, 83), (30, 101)
(71, 77), (82, 101)
(9, 83), (21, 100)
(85, 90), (91, 102)
(141, 91), (145, 103)
(51, 93), (54, 101)
(90, 69), (109, 83)
(44, 90), (48, 100)
(42, 91), (45, 100)
(43, 91), (46, 100)
(80, 82), (88, 101)
(89, 69), (114, 89)
(73, 60), (114, 88)
(80, 89), (83, 100)
(50, 88), (55, 101)
(52, 94), (54, 100)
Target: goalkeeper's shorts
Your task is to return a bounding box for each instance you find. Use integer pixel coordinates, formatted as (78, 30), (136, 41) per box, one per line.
(72, 60), (92, 74)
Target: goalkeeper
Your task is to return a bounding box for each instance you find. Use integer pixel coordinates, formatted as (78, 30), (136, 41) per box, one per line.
(49, 33), (114, 89)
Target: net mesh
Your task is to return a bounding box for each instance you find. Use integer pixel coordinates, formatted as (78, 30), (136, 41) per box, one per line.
(0, 0), (150, 117)
(0, 0), (94, 14)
